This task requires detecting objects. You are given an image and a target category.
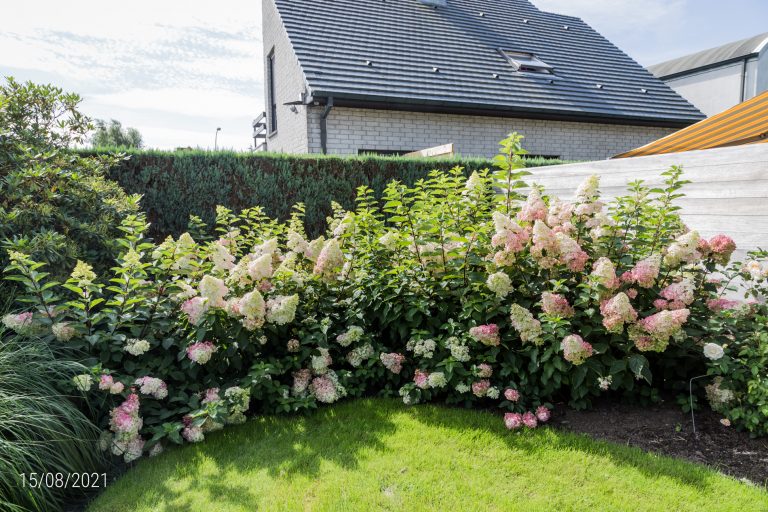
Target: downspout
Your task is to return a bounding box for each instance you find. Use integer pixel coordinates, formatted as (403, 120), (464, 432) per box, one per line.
(320, 96), (334, 154)
(740, 57), (749, 103)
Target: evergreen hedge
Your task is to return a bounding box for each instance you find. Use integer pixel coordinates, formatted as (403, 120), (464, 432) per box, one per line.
(92, 149), (566, 238)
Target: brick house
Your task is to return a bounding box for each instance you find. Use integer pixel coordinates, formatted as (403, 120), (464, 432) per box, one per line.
(256, 0), (704, 160)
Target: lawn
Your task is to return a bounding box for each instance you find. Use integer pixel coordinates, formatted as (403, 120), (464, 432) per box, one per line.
(88, 399), (768, 512)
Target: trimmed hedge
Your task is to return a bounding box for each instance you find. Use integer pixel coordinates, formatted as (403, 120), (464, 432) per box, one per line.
(91, 149), (567, 238)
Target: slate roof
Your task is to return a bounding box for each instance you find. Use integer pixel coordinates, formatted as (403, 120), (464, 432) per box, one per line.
(272, 0), (704, 127)
(649, 32), (768, 80)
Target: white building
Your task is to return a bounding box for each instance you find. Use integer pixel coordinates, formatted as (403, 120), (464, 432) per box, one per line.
(255, 0), (703, 160)
(648, 32), (768, 118)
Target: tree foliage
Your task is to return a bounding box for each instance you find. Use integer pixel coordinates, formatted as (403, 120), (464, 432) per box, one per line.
(0, 77), (140, 278)
(91, 119), (143, 149)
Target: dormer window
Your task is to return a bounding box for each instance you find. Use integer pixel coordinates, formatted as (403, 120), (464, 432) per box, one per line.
(500, 50), (554, 74)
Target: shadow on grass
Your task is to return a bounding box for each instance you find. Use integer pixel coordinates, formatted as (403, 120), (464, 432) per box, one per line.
(403, 403), (718, 491)
(94, 398), (748, 511)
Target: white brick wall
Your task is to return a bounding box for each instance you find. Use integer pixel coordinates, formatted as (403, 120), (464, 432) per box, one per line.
(262, 0), (309, 154)
(307, 107), (675, 161)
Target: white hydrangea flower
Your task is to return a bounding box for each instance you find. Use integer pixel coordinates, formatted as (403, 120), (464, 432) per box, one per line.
(124, 338), (151, 356)
(703, 343), (724, 361)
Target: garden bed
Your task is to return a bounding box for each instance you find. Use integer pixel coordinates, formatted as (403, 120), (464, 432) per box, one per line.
(553, 399), (768, 486)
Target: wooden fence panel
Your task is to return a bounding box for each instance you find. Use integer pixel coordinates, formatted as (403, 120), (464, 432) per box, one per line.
(527, 144), (768, 263)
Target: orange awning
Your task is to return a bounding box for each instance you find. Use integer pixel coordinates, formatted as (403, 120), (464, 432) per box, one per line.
(614, 90), (768, 158)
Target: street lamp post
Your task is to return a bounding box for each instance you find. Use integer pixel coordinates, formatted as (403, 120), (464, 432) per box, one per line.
(214, 127), (222, 151)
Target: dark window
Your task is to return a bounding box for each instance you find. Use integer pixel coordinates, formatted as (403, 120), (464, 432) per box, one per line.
(267, 51), (277, 133)
(358, 149), (414, 156)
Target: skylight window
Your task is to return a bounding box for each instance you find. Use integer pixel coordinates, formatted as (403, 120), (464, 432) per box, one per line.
(500, 50), (554, 74)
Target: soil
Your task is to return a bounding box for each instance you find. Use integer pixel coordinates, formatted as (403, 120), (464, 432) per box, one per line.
(552, 399), (768, 486)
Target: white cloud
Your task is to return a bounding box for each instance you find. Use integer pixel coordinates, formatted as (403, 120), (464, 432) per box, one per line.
(533, 0), (687, 28)
(0, 0), (263, 150)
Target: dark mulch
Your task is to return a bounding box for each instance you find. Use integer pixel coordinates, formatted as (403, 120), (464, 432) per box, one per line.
(552, 399), (768, 486)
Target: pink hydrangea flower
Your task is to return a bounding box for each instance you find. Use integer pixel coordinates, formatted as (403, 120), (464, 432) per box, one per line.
(708, 235), (736, 265)
(541, 292), (574, 318)
(472, 379), (491, 397)
(535, 406), (551, 423)
(310, 374), (342, 403)
(476, 363), (493, 378)
(181, 297), (208, 326)
(186, 341), (217, 365)
(469, 324), (501, 346)
(522, 412), (538, 428)
(627, 255), (661, 288)
(591, 258), (620, 291)
(504, 413), (523, 430)
(99, 375), (124, 394)
(380, 352), (406, 374)
(292, 369), (312, 395)
(706, 298), (741, 312)
(517, 189), (548, 223)
(560, 334), (593, 365)
(504, 388), (520, 402)
(600, 293), (637, 333)
(134, 376), (168, 399)
(414, 369), (430, 389)
(201, 388), (220, 404)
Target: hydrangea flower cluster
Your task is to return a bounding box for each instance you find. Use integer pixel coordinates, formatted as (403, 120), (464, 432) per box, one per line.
(99, 375), (125, 394)
(703, 343), (725, 361)
(560, 335), (594, 365)
(108, 394), (144, 462)
(181, 297), (208, 326)
(134, 376), (168, 399)
(406, 338), (437, 358)
(265, 294), (299, 325)
(414, 369), (430, 389)
(292, 369), (312, 395)
(314, 238), (344, 280)
(504, 388), (520, 402)
(629, 309), (690, 352)
(446, 337), (471, 362)
(52, 322), (76, 341)
(472, 379), (491, 397)
(600, 293), (637, 333)
(186, 341), (217, 365)
(336, 326), (364, 347)
(664, 231), (701, 267)
(706, 234), (736, 265)
(311, 348), (332, 374)
(223, 386), (250, 424)
(476, 363), (493, 378)
(311, 371), (346, 403)
(2, 312), (33, 333)
(541, 292), (574, 318)
(705, 377), (734, 410)
(486, 271), (513, 298)
(657, 279), (695, 310)
(124, 338), (150, 356)
(509, 305), (542, 345)
(591, 257), (620, 291)
(347, 343), (374, 367)
(380, 352), (405, 374)
(469, 324), (500, 346)
(621, 258), (657, 290)
(427, 371), (448, 389)
(73, 374), (92, 392)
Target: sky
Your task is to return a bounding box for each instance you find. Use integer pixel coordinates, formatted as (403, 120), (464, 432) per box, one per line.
(1, 1), (766, 150)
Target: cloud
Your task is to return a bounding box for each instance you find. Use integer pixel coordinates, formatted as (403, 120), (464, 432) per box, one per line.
(0, 0), (263, 149)
(533, 0), (687, 29)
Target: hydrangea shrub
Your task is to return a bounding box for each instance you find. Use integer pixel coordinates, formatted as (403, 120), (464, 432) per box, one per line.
(4, 133), (757, 462)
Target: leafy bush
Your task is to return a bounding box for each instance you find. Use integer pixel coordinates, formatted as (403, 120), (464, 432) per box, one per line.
(3, 133), (748, 467)
(0, 77), (140, 278)
(700, 250), (768, 436)
(0, 334), (103, 512)
(95, 147), (567, 239)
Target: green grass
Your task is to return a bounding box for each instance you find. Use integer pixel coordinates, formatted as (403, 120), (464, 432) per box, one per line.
(88, 399), (767, 512)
